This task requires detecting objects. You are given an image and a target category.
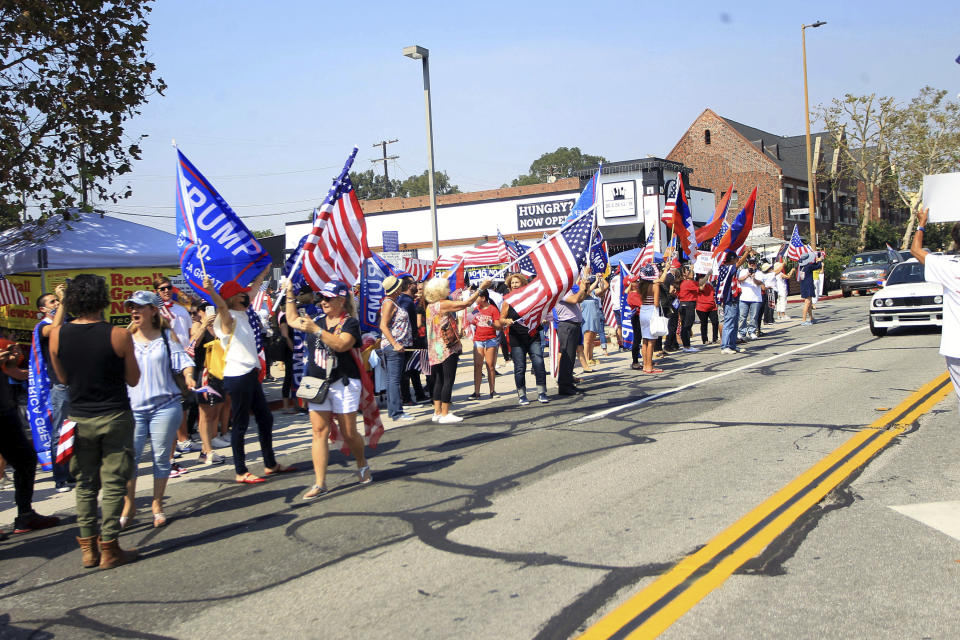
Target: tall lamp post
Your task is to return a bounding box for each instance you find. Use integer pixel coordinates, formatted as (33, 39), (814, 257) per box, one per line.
(402, 45), (439, 259)
(802, 20), (826, 247)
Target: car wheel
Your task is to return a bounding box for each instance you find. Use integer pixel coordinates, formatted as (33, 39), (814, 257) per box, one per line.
(869, 316), (886, 337)
(842, 289), (852, 298)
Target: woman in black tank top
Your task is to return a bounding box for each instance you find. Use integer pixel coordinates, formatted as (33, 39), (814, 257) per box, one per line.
(49, 274), (140, 569)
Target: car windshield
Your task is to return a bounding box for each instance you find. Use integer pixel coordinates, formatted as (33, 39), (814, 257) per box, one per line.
(847, 253), (888, 267)
(885, 262), (925, 285)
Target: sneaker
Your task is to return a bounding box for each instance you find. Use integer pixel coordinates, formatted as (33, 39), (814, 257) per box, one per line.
(538, 393), (550, 404)
(199, 451), (225, 465)
(800, 321), (812, 326)
(175, 440), (199, 453)
(358, 465), (373, 485)
(438, 413), (463, 424)
(467, 393), (481, 401)
(431, 413), (441, 422)
(13, 511), (59, 534)
(682, 347), (700, 353)
(720, 348), (737, 354)
(397, 413), (416, 421)
(211, 435), (231, 449)
(518, 396), (530, 406)
(168, 463), (186, 478)
(172, 449), (182, 459)
(55, 482), (72, 494)
(189, 433), (202, 443)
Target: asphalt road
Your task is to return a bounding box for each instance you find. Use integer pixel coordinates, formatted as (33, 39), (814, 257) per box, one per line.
(2, 296), (958, 639)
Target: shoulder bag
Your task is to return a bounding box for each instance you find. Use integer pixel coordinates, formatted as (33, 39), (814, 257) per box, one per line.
(296, 316), (344, 403)
(161, 329), (197, 407)
(648, 308), (669, 338)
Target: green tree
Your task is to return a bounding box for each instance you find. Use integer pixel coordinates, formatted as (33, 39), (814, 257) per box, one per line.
(396, 170), (460, 198)
(508, 146), (606, 187)
(888, 87), (960, 248)
(817, 94), (898, 251)
(0, 0), (166, 228)
(350, 169), (401, 200)
(252, 229), (274, 238)
(863, 220), (901, 250)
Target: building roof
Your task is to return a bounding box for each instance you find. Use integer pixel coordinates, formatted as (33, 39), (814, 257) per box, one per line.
(719, 115), (830, 181)
(573, 156), (690, 179)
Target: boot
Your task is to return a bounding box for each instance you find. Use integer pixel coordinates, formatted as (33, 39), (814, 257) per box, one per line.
(98, 537), (138, 569)
(76, 535), (100, 568)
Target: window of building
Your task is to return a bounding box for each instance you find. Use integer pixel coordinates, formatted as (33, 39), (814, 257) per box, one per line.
(704, 129), (711, 145)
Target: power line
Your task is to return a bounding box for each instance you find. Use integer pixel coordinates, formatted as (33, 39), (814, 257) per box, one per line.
(370, 139), (398, 198)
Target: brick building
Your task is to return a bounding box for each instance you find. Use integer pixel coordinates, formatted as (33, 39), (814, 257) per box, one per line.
(667, 108), (903, 243)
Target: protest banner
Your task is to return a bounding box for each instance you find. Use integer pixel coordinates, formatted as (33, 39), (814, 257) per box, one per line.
(922, 173), (960, 223)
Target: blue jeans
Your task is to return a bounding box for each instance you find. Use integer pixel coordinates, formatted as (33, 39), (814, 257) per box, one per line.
(382, 344), (406, 419)
(132, 398), (183, 479)
(721, 301), (740, 349)
(738, 301), (760, 338)
(48, 383), (72, 485)
(510, 340), (547, 391)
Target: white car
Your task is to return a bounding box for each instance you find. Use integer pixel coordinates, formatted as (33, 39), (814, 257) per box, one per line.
(868, 259), (943, 337)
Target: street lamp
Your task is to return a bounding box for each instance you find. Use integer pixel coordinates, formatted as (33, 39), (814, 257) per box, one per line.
(403, 45), (439, 259)
(802, 20), (826, 247)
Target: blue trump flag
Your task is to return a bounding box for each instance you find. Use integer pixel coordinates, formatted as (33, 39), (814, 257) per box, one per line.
(284, 235), (309, 294)
(590, 229), (608, 275)
(567, 167), (601, 222)
(618, 261), (634, 350)
(175, 149), (273, 304)
(360, 255), (392, 333)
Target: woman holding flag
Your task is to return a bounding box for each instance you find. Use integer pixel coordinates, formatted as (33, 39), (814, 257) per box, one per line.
(284, 279), (371, 499)
(501, 273), (549, 406)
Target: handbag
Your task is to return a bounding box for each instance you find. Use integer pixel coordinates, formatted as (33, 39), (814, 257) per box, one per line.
(296, 350), (335, 403)
(161, 330), (197, 407)
(648, 309), (669, 338)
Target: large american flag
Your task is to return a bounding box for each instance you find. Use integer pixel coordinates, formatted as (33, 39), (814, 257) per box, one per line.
(711, 221), (729, 249)
(251, 281), (271, 315)
(301, 147), (370, 289)
(503, 211), (594, 328)
(630, 229), (656, 275)
(0, 275), (27, 307)
(785, 224), (813, 261)
(435, 238), (510, 269)
(601, 288), (617, 329)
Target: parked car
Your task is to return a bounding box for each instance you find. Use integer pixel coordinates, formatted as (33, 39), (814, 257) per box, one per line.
(841, 251), (896, 297)
(868, 259), (943, 337)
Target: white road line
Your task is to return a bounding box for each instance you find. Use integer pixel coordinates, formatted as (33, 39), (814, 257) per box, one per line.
(574, 326), (869, 423)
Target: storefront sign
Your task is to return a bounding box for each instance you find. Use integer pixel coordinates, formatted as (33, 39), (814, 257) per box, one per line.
(516, 198), (576, 230)
(602, 180), (637, 219)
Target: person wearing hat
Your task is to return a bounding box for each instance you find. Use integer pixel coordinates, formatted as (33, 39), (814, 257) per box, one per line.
(118, 291), (197, 530)
(378, 275), (415, 422)
(285, 279), (371, 498)
(203, 265), (294, 485)
(50, 274), (141, 568)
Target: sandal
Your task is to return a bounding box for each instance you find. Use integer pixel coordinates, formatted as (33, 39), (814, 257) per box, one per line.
(303, 485), (328, 501)
(153, 512), (167, 528)
(236, 473), (266, 484)
(358, 466), (373, 485)
(264, 464), (298, 476)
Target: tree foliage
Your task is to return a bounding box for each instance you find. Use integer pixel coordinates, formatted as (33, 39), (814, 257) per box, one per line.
(0, 0), (165, 229)
(252, 229), (274, 239)
(887, 87), (960, 248)
(350, 168), (460, 200)
(817, 93), (898, 251)
(508, 146), (606, 187)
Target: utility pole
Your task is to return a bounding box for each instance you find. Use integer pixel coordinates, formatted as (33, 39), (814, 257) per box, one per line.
(371, 139), (399, 199)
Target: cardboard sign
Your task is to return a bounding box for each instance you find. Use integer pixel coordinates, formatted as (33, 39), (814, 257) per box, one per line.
(923, 173), (960, 223)
(693, 254), (716, 275)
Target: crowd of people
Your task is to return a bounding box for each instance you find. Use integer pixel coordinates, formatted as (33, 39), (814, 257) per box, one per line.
(0, 241), (829, 570)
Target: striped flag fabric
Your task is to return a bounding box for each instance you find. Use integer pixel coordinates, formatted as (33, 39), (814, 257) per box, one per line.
(251, 281), (271, 315)
(502, 211), (594, 329)
(601, 287), (617, 329)
(671, 177), (698, 261)
(711, 221), (729, 250)
(548, 321), (559, 378)
(785, 224), (813, 260)
(436, 239), (510, 269)
(0, 275), (27, 306)
(712, 186), (758, 260)
(55, 420), (76, 465)
(694, 184), (733, 245)
(630, 230), (656, 275)
(500, 230), (519, 263)
(245, 305), (267, 382)
(662, 179), (678, 226)
(302, 147), (371, 289)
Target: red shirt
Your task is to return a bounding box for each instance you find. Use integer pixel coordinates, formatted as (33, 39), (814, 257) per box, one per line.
(678, 279), (699, 302)
(697, 283), (717, 311)
(471, 304), (500, 341)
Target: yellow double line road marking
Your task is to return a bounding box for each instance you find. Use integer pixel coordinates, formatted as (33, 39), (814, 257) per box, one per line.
(579, 372), (954, 640)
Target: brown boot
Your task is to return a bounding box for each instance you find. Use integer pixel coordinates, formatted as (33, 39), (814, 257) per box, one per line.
(97, 537), (138, 569)
(76, 535), (100, 568)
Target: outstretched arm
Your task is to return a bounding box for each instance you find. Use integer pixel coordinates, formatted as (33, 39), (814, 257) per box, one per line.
(203, 276), (234, 334)
(910, 207), (928, 265)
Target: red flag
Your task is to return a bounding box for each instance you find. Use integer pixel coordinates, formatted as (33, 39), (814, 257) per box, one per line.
(694, 184), (733, 245)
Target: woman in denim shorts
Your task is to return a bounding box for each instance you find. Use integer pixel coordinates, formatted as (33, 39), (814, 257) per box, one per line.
(467, 289), (507, 400)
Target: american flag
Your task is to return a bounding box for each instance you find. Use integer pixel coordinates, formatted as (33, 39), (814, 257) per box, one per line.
(251, 282), (271, 315)
(672, 177), (698, 261)
(302, 147), (371, 289)
(548, 321), (559, 379)
(601, 288), (617, 329)
(55, 419), (76, 464)
(630, 230), (656, 275)
(500, 230), (519, 262)
(0, 275), (27, 307)
(711, 221), (729, 249)
(436, 239), (510, 269)
(503, 211), (594, 328)
(245, 305), (267, 382)
(785, 224), (813, 260)
(662, 179), (678, 226)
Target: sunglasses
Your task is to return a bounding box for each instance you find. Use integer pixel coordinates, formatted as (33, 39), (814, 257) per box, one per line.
(156, 285), (172, 291)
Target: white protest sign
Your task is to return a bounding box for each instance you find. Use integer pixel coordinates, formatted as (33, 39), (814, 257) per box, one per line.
(693, 254), (715, 274)
(923, 173), (960, 223)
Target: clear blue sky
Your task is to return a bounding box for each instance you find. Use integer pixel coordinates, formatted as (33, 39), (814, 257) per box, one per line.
(92, 0), (960, 235)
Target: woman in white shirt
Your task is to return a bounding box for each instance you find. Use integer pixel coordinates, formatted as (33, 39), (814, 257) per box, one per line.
(119, 291), (195, 529)
(773, 262), (795, 320)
